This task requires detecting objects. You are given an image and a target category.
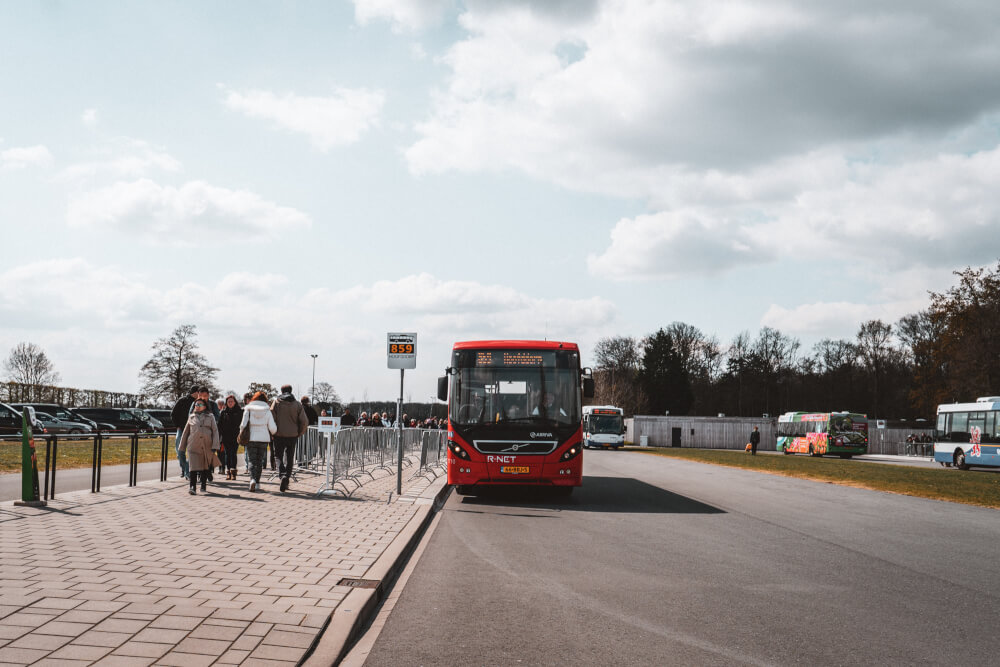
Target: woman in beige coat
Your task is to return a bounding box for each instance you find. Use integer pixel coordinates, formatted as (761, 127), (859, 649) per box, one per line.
(179, 400), (221, 495)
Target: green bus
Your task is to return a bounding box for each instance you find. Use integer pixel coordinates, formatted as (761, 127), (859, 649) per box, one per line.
(776, 412), (868, 458)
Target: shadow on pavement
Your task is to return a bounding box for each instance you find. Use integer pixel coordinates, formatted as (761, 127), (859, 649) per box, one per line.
(457, 475), (725, 514)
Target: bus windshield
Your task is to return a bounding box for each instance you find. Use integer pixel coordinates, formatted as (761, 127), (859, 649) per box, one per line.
(588, 415), (623, 434)
(449, 348), (581, 427)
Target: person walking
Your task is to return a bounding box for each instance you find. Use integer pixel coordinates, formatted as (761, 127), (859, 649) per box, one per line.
(750, 426), (761, 456)
(301, 397), (318, 426)
(270, 384), (308, 493)
(240, 391), (276, 492)
(178, 400), (221, 495)
(170, 385), (198, 479)
(217, 395), (244, 480)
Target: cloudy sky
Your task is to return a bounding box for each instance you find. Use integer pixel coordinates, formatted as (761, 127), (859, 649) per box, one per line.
(2, 0), (999, 403)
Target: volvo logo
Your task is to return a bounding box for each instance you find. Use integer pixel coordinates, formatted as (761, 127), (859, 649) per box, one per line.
(530, 432), (553, 438)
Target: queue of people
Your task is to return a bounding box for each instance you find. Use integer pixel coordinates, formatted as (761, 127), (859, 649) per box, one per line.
(172, 384), (307, 495)
(171, 386), (445, 496)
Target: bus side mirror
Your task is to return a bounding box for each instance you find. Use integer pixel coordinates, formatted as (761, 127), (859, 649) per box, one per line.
(437, 376), (448, 402)
(583, 378), (595, 399)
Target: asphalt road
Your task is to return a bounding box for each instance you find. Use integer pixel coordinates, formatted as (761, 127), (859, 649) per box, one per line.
(363, 450), (1000, 666)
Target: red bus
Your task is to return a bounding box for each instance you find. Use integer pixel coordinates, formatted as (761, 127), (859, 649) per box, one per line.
(437, 340), (594, 496)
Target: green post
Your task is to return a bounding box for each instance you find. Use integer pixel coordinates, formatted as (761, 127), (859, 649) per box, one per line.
(15, 409), (45, 507)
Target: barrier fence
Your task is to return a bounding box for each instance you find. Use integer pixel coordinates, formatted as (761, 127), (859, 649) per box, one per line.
(2, 426), (446, 500)
(316, 427), (448, 497)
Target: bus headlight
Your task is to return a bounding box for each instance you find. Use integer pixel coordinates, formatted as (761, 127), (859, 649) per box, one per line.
(449, 441), (470, 460)
(559, 445), (581, 462)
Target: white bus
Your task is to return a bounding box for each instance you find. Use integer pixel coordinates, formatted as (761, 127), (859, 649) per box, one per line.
(933, 397), (1000, 470)
(582, 406), (625, 450)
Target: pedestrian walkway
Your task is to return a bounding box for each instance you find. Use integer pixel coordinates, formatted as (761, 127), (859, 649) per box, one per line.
(0, 468), (447, 666)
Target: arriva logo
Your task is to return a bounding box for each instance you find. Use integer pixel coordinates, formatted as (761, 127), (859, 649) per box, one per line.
(530, 432), (553, 438)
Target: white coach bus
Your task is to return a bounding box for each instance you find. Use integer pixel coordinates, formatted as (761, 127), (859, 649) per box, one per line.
(933, 397), (1000, 470)
(582, 405), (625, 450)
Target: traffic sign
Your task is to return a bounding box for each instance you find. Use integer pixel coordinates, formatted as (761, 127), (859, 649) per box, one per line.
(387, 332), (417, 369)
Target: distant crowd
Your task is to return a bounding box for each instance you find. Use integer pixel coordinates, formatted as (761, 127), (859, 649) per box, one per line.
(170, 385), (444, 498)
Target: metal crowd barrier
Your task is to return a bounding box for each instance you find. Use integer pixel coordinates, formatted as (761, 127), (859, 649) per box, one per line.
(316, 427), (447, 497)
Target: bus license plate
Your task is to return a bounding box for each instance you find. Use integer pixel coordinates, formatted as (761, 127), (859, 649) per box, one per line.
(500, 466), (530, 474)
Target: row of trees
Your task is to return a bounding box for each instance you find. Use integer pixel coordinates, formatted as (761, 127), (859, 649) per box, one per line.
(593, 263), (1000, 419)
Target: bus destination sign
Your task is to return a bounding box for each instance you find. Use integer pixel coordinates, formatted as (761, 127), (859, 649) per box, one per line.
(475, 351), (547, 367)
(387, 332), (417, 369)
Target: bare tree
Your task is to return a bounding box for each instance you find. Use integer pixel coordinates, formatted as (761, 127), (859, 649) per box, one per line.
(856, 319), (895, 418)
(592, 336), (644, 414)
(312, 381), (340, 405)
(3, 342), (61, 388)
(754, 327), (800, 415)
(139, 325), (219, 403)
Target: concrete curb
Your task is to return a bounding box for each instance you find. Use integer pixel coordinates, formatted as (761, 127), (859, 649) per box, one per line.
(301, 476), (452, 666)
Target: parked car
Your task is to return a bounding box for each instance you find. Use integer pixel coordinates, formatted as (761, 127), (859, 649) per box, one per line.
(34, 411), (94, 436)
(0, 402), (44, 435)
(144, 409), (175, 431)
(72, 407), (155, 433)
(12, 403), (99, 430)
(128, 408), (165, 432)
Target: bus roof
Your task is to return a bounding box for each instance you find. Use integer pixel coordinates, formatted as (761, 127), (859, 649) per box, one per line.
(583, 405), (623, 414)
(778, 411), (867, 422)
(938, 400), (1000, 413)
(452, 340), (579, 352)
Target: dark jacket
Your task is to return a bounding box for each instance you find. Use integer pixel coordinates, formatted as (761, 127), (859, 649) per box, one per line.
(171, 395), (194, 428)
(218, 405), (244, 447)
(303, 404), (318, 426)
(340, 411), (356, 427)
(270, 393), (308, 438)
(750, 430), (760, 445)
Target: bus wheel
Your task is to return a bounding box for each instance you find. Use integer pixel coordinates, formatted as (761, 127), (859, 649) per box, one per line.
(954, 451), (969, 471)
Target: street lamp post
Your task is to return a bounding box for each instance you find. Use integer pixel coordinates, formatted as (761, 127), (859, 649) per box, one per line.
(310, 354), (318, 402)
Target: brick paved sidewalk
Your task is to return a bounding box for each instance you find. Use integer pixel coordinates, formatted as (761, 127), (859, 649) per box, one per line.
(0, 466), (444, 666)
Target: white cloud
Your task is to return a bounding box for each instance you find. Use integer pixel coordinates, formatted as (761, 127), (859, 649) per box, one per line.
(352, 0), (452, 32)
(0, 261), (616, 397)
(66, 178), (311, 241)
(59, 138), (182, 183)
(1, 145), (53, 169)
(81, 108), (98, 128)
(761, 300), (921, 340)
(400, 1), (1000, 280)
(222, 86), (385, 151)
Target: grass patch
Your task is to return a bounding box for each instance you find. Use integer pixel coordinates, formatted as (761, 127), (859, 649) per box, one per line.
(0, 436), (179, 473)
(632, 447), (1000, 510)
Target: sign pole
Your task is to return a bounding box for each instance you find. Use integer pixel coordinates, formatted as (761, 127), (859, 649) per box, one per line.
(397, 368), (404, 495)
(387, 332), (416, 497)
(15, 409), (45, 507)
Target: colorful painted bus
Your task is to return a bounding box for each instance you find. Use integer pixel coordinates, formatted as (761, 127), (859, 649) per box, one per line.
(437, 340), (593, 495)
(933, 397), (1000, 470)
(776, 411), (868, 458)
(582, 405), (625, 449)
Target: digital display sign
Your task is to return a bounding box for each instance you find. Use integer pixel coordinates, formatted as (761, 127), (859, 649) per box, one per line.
(592, 409), (620, 415)
(474, 351), (548, 367)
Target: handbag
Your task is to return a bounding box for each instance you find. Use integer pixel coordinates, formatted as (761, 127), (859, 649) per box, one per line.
(238, 422), (251, 446)
(211, 451), (222, 468)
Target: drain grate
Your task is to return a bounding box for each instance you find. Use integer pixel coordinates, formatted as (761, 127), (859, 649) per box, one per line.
(337, 578), (381, 589)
